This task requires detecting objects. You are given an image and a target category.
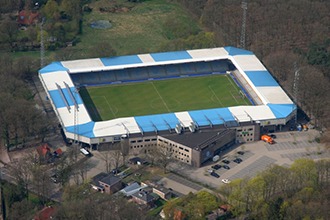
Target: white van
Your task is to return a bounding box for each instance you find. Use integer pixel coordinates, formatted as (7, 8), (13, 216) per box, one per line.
(80, 148), (91, 157)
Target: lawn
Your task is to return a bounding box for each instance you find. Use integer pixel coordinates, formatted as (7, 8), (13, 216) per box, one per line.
(76, 0), (201, 55)
(80, 74), (251, 121)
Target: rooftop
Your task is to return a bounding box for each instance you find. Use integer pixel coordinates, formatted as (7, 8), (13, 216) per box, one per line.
(160, 128), (230, 149)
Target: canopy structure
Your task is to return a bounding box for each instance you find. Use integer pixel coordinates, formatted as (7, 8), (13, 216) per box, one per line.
(39, 47), (295, 144)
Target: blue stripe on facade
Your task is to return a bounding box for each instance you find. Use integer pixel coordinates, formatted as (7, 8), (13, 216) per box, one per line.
(224, 46), (254, 56)
(150, 51), (192, 62)
(188, 108), (236, 126)
(267, 104), (296, 118)
(245, 70), (279, 87)
(135, 113), (179, 132)
(65, 121), (95, 138)
(101, 55), (142, 66)
(39, 62), (68, 74)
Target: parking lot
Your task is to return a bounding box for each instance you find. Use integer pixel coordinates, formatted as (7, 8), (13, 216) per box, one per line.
(171, 129), (329, 189)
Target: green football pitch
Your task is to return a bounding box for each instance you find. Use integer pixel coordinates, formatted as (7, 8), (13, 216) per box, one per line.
(79, 74), (251, 121)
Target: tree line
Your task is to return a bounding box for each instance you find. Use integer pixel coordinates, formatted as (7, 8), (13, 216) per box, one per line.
(0, 54), (52, 151)
(177, 0), (330, 129)
(219, 158), (330, 219)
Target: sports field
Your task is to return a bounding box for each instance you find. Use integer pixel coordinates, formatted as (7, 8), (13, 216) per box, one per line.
(79, 75), (251, 121)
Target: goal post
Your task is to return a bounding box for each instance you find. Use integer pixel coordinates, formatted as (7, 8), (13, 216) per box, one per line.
(239, 90), (246, 99)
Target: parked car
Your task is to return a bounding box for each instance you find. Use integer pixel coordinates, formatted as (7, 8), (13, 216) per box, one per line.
(111, 169), (120, 175)
(233, 158), (243, 163)
(268, 134), (277, 139)
(233, 158), (241, 164)
(211, 164), (222, 170)
(222, 159), (230, 164)
(223, 165), (230, 170)
(222, 179), (231, 184)
(237, 151), (245, 155)
(207, 168), (214, 173)
(210, 172), (220, 178)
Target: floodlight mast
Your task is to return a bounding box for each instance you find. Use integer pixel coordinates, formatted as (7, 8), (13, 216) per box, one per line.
(240, 0), (248, 49)
(73, 88), (80, 144)
(293, 62), (300, 125)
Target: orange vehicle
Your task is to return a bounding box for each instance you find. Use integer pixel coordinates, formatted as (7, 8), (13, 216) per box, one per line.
(261, 135), (275, 144)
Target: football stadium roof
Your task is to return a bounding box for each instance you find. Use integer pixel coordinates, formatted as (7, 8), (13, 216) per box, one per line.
(39, 47), (295, 144)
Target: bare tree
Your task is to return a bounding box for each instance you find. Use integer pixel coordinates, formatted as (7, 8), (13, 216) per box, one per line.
(98, 143), (113, 173)
(149, 144), (174, 173)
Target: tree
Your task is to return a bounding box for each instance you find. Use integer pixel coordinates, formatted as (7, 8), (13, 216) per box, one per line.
(7, 199), (35, 220)
(149, 144), (174, 173)
(0, 19), (18, 51)
(57, 184), (152, 220)
(163, 191), (219, 219)
(42, 0), (60, 20)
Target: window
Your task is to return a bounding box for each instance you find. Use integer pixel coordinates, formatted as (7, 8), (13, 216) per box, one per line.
(145, 139), (150, 142)
(131, 140), (136, 143)
(137, 140), (143, 143)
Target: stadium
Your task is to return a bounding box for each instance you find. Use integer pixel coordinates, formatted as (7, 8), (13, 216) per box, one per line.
(39, 47), (296, 167)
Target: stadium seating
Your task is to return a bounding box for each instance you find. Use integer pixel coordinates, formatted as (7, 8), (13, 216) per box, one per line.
(194, 62), (213, 74)
(179, 63), (196, 74)
(99, 71), (117, 82)
(69, 60), (230, 86)
(146, 66), (167, 78)
(165, 64), (180, 77)
(115, 69), (131, 81)
(128, 67), (149, 80)
(210, 60), (228, 73)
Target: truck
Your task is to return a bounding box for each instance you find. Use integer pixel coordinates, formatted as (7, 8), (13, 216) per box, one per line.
(261, 135), (275, 144)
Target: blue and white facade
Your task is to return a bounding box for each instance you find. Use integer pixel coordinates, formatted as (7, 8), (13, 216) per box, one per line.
(38, 47), (295, 145)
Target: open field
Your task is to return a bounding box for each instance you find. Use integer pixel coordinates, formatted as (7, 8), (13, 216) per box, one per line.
(75, 0), (201, 56)
(80, 74), (251, 121)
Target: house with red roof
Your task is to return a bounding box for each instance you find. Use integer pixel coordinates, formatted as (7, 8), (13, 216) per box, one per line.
(18, 10), (39, 26)
(33, 206), (56, 220)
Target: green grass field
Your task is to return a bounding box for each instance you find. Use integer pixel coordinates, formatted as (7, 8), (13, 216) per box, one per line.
(80, 75), (251, 121)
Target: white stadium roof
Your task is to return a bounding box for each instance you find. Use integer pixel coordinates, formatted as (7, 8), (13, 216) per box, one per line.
(39, 46), (295, 144)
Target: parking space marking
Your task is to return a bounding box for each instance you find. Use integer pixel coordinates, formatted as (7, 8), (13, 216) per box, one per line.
(281, 150), (330, 161)
(228, 156), (276, 180)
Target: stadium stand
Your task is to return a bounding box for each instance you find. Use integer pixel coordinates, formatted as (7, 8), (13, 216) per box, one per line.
(194, 61), (213, 74)
(210, 60), (228, 72)
(99, 71), (117, 83)
(128, 67), (149, 80)
(179, 62), (196, 74)
(165, 64), (181, 77)
(146, 66), (167, 78)
(114, 69), (131, 81)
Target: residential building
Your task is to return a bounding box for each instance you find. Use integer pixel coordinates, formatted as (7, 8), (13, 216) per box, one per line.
(131, 189), (156, 206)
(91, 172), (122, 194)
